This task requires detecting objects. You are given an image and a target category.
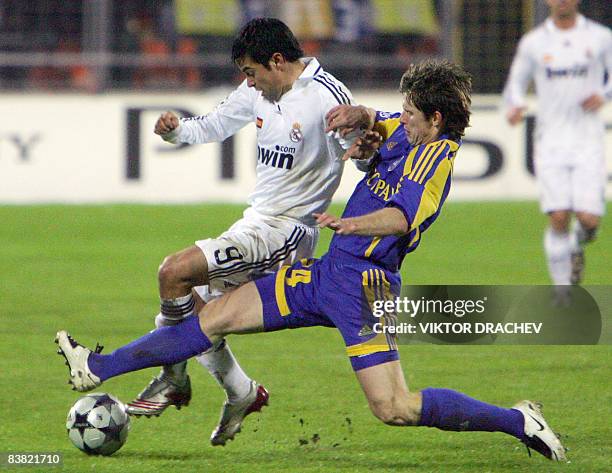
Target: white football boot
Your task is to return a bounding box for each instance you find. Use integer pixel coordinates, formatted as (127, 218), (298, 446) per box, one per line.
(55, 330), (102, 392)
(513, 400), (567, 461)
(210, 380), (269, 446)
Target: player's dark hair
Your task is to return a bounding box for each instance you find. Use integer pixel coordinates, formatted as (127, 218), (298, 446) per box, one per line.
(400, 60), (472, 140)
(232, 18), (304, 68)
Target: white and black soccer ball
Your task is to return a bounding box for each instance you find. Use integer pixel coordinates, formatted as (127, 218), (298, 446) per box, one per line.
(66, 393), (130, 456)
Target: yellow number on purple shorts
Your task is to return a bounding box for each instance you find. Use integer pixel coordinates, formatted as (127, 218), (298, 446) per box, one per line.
(286, 269), (312, 287)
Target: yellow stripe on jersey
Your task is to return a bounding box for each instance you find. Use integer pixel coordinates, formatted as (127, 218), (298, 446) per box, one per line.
(410, 144), (439, 182)
(364, 237), (381, 257)
(401, 146), (420, 177)
(408, 141), (441, 181)
(411, 155), (454, 230)
(346, 333), (393, 357)
(415, 142), (449, 184)
(373, 117), (401, 141)
(275, 265), (291, 316)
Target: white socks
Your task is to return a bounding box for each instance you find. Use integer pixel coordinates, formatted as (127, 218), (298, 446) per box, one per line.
(157, 294), (195, 327)
(544, 227), (575, 285)
(196, 340), (252, 402)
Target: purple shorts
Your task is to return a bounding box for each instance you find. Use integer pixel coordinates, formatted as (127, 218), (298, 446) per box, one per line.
(254, 251), (400, 371)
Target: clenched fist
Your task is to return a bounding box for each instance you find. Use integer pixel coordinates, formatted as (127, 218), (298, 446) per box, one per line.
(505, 106), (526, 126)
(154, 111), (180, 135)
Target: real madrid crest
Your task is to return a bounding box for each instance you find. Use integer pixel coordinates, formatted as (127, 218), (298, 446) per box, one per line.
(290, 122), (303, 143)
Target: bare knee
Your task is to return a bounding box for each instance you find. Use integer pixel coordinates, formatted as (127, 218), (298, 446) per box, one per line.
(549, 211), (570, 232)
(158, 247), (208, 296)
(575, 212), (600, 231)
(158, 254), (179, 287)
(368, 392), (421, 426)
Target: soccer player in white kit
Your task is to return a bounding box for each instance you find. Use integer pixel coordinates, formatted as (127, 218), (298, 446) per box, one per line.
(503, 0), (611, 291)
(126, 18), (356, 445)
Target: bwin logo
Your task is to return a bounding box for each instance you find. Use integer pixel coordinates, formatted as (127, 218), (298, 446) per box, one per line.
(257, 144), (295, 170)
(546, 65), (588, 79)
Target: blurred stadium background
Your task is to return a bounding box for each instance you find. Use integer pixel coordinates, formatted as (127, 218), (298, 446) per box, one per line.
(1, 1), (611, 472)
(0, 0), (610, 205)
(0, 0), (610, 92)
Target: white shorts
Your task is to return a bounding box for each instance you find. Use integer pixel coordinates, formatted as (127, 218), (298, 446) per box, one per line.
(535, 145), (606, 216)
(194, 207), (319, 302)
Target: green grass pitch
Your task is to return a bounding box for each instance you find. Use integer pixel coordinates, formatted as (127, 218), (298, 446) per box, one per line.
(0, 202), (610, 472)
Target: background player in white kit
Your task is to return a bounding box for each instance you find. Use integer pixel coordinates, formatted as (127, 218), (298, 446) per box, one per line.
(127, 18), (356, 445)
(503, 0), (611, 292)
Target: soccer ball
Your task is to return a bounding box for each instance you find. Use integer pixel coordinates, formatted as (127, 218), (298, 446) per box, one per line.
(66, 393), (130, 456)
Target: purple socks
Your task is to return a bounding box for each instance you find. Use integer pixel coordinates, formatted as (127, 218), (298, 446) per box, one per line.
(88, 315), (212, 381)
(419, 388), (526, 441)
(86, 318), (524, 445)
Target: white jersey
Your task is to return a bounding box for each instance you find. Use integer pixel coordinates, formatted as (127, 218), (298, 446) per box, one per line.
(503, 15), (612, 149)
(165, 57), (353, 226)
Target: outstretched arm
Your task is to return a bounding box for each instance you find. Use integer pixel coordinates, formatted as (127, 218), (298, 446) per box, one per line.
(155, 80), (256, 145)
(314, 207), (408, 236)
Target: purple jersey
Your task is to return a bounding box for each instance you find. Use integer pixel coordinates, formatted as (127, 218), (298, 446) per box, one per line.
(255, 112), (460, 371)
(329, 111), (460, 272)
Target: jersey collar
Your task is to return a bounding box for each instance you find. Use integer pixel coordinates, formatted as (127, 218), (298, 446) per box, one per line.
(295, 57), (323, 84)
(545, 13), (585, 33)
(274, 57), (321, 102)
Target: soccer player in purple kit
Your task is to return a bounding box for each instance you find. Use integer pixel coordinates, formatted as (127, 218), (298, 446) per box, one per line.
(56, 60), (567, 462)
